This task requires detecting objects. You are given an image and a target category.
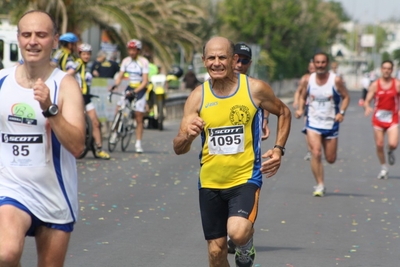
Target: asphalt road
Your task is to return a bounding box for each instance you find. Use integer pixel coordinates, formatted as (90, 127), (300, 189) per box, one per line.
(21, 91), (400, 267)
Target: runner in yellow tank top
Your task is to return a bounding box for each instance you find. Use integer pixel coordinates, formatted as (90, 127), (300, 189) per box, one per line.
(173, 37), (291, 267)
(200, 74), (261, 189)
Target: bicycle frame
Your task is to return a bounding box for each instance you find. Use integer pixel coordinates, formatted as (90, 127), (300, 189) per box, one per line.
(108, 90), (136, 152)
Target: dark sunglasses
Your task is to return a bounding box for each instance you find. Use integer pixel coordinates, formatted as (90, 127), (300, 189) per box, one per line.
(237, 58), (251, 65)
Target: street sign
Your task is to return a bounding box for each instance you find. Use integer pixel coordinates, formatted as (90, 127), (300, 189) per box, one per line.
(361, 34), (375, 48)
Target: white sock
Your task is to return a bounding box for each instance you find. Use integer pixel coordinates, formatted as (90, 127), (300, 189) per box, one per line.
(382, 164), (388, 171)
(136, 140), (141, 146)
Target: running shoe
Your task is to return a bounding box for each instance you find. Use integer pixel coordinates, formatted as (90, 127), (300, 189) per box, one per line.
(313, 184), (325, 197)
(377, 169), (388, 180)
(135, 144), (143, 153)
(304, 151), (311, 161)
(95, 150), (111, 160)
(227, 239), (236, 254)
(388, 150), (395, 165)
(235, 245), (256, 267)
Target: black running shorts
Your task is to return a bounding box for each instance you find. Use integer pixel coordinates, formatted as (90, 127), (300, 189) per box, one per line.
(199, 183), (260, 240)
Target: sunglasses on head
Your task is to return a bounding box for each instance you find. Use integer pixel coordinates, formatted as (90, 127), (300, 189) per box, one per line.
(237, 58), (251, 65)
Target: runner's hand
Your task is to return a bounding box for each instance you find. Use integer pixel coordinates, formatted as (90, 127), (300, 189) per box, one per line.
(186, 117), (204, 141)
(364, 106), (373, 117)
(294, 109), (303, 119)
(33, 78), (52, 111)
(261, 149), (282, 178)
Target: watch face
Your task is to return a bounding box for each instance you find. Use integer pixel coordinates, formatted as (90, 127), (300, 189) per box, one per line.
(49, 105), (58, 115)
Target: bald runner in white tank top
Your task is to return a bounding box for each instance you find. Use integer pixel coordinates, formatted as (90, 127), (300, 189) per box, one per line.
(0, 66), (78, 224)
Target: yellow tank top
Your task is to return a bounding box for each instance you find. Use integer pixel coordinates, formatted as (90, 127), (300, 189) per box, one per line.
(199, 74), (263, 189)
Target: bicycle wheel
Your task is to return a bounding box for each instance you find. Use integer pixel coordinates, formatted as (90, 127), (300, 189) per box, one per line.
(121, 118), (134, 151)
(77, 113), (93, 159)
(156, 96), (164, 131)
(108, 112), (121, 152)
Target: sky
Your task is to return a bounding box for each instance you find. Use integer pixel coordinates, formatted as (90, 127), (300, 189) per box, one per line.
(332, 0), (400, 24)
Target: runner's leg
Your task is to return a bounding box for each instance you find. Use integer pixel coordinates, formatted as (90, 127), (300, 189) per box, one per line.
(307, 130), (324, 185)
(35, 227), (71, 267)
(0, 205), (31, 267)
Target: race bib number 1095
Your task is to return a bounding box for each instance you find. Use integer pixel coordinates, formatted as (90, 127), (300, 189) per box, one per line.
(208, 125), (244, 155)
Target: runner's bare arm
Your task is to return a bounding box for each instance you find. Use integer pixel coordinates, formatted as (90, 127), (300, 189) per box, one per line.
(255, 80), (291, 150)
(262, 109), (270, 141)
(364, 81), (377, 116)
(396, 80), (400, 115)
(335, 76), (350, 122)
(295, 78), (309, 118)
(34, 75), (85, 157)
(293, 75), (307, 109)
(396, 79), (400, 94)
(251, 78), (291, 177)
(173, 86), (205, 155)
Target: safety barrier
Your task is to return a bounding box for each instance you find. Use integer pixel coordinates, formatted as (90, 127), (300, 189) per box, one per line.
(164, 91), (190, 120)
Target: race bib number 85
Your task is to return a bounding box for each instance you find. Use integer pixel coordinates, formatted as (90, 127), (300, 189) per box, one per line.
(208, 125), (244, 155)
(1, 133), (46, 167)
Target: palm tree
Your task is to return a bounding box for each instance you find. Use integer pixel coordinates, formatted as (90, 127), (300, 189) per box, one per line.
(6, 0), (68, 33)
(7, 0), (205, 69)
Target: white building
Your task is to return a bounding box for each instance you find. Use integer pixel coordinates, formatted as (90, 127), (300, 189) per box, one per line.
(379, 22), (400, 54)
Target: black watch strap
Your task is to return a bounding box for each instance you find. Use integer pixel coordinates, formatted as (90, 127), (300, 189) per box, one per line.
(42, 109), (51, 118)
(273, 145), (285, 156)
(42, 104), (59, 118)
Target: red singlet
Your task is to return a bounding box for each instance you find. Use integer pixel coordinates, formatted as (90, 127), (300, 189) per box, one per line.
(372, 78), (398, 130)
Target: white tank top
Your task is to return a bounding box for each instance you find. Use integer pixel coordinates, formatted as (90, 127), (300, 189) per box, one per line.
(0, 66), (78, 224)
(306, 72), (340, 130)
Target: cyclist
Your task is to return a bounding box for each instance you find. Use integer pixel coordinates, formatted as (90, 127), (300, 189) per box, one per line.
(113, 39), (149, 153)
(52, 32), (78, 74)
(75, 43), (111, 159)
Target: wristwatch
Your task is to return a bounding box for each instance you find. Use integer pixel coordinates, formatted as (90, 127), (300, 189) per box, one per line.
(339, 110), (345, 116)
(273, 145), (285, 156)
(42, 104), (59, 118)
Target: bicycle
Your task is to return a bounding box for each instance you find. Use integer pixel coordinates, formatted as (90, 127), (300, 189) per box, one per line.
(107, 88), (136, 152)
(77, 112), (95, 159)
(77, 94), (103, 159)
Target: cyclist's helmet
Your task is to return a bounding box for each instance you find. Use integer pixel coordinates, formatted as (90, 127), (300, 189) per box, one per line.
(127, 39), (142, 50)
(59, 32), (78, 43)
(78, 43), (92, 52)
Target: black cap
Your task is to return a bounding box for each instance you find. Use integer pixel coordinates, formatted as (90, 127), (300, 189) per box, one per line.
(234, 43), (252, 59)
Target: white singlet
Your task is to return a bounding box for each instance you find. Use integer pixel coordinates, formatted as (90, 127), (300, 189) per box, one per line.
(0, 66), (78, 224)
(306, 72), (341, 130)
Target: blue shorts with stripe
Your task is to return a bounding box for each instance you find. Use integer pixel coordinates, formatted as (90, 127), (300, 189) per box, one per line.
(0, 196), (74, 236)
